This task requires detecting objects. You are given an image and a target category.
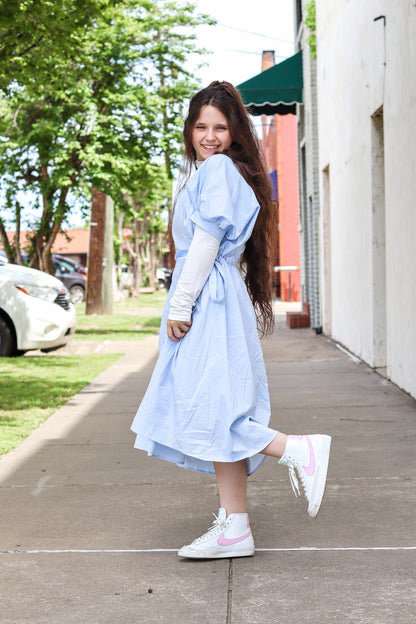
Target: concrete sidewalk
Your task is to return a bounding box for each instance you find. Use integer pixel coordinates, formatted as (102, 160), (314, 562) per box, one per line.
(1, 309), (415, 624)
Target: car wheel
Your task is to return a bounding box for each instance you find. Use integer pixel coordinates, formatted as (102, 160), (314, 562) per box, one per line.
(0, 317), (14, 357)
(69, 285), (85, 304)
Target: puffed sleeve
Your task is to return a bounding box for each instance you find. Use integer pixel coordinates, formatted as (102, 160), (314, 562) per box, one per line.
(189, 154), (260, 242)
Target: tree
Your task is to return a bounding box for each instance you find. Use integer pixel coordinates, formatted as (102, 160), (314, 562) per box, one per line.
(117, 162), (171, 296)
(139, 2), (215, 268)
(139, 2), (214, 178)
(304, 0), (316, 59)
(0, 0), (213, 272)
(0, 0), (115, 266)
(0, 0), (109, 91)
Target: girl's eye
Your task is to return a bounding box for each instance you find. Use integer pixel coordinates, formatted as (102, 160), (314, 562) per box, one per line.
(217, 126), (227, 130)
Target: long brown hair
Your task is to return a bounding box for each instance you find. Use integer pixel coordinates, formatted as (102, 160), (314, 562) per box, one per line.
(182, 81), (276, 335)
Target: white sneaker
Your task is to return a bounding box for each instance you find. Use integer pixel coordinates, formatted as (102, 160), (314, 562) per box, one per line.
(178, 508), (255, 559)
(279, 434), (332, 518)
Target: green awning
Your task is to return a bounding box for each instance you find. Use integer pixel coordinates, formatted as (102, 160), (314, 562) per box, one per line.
(237, 51), (303, 116)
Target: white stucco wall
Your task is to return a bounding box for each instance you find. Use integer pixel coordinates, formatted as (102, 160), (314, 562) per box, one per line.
(316, 0), (416, 397)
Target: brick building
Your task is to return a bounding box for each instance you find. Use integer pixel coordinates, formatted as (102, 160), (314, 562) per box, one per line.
(238, 52), (302, 304)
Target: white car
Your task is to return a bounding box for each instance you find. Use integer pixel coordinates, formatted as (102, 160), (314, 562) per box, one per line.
(0, 263), (77, 356)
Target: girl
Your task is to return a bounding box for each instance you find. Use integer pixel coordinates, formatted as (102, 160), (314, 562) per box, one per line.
(131, 81), (331, 559)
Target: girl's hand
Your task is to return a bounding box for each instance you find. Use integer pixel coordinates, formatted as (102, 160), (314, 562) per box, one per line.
(167, 319), (192, 342)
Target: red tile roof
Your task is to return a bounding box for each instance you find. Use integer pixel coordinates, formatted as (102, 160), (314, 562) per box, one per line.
(52, 228), (89, 254)
(3, 228), (89, 254)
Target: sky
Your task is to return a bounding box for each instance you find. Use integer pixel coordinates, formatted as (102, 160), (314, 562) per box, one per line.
(5, 1), (296, 230)
(190, 0), (295, 87)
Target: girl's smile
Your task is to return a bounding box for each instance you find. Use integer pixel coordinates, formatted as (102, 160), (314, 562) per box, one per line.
(191, 105), (232, 161)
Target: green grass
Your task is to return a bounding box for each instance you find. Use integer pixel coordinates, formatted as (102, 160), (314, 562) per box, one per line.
(114, 290), (168, 310)
(0, 293), (168, 456)
(73, 292), (167, 340)
(0, 354), (120, 456)
(75, 290), (168, 313)
(74, 313), (162, 340)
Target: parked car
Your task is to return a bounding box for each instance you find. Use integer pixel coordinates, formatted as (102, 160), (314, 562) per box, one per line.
(53, 254), (87, 276)
(0, 251), (86, 304)
(0, 263), (76, 356)
(52, 255), (87, 304)
(0, 249), (28, 264)
(156, 267), (172, 290)
(119, 263), (134, 289)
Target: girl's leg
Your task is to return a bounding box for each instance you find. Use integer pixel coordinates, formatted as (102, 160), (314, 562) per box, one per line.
(213, 433), (288, 515)
(261, 432), (288, 458)
(214, 460), (248, 514)
(178, 459), (255, 558)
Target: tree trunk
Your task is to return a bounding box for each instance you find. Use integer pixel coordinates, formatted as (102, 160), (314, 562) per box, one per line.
(86, 187), (106, 314)
(167, 196), (175, 271)
(41, 216), (64, 274)
(116, 210), (124, 294)
(149, 234), (157, 291)
(101, 195), (114, 314)
(14, 202), (23, 265)
(131, 215), (141, 297)
(40, 187), (69, 273)
(0, 217), (14, 262)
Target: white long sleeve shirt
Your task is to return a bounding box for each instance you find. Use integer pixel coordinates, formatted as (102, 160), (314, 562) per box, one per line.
(168, 225), (220, 322)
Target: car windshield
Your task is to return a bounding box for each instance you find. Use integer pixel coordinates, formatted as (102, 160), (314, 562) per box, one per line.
(58, 259), (77, 272)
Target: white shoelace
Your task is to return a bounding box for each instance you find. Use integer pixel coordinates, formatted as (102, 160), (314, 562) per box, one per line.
(288, 464), (302, 498)
(192, 512), (226, 545)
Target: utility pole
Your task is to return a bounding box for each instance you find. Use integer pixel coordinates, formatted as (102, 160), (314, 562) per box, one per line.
(101, 195), (114, 314)
(86, 187), (106, 314)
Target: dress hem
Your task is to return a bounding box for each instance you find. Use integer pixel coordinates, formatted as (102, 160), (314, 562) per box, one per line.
(132, 430), (277, 476)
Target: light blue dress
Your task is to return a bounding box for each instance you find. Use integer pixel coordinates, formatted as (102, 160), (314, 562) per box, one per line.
(131, 154), (276, 475)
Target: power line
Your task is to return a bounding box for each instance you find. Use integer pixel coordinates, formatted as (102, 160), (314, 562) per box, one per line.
(225, 48), (288, 59)
(218, 22), (294, 44)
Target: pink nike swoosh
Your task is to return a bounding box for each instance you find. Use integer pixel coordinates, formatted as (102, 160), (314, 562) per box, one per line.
(217, 529), (252, 547)
(304, 435), (316, 476)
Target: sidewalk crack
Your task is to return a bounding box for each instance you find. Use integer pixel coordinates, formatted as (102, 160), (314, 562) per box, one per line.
(226, 558), (233, 624)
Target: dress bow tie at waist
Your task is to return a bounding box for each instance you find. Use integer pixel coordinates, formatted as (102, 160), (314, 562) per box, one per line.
(175, 250), (238, 303)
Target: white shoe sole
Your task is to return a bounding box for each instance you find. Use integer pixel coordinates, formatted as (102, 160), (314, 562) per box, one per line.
(307, 435), (332, 518)
(178, 546), (255, 559)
